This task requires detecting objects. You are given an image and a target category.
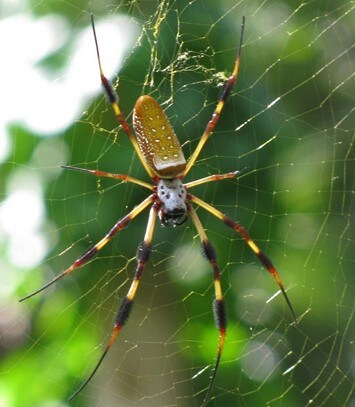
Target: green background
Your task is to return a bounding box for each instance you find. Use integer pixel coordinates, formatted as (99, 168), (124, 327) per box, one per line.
(0, 1), (353, 406)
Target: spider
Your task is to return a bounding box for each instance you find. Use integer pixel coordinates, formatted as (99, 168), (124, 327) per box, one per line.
(21, 15), (296, 405)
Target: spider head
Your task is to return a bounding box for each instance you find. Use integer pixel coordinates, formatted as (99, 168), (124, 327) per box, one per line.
(157, 178), (188, 227)
(159, 207), (188, 227)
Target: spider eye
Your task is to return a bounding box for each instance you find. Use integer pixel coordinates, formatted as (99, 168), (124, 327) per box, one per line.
(160, 208), (188, 227)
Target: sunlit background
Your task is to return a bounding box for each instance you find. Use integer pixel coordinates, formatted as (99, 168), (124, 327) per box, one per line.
(0, 0), (353, 406)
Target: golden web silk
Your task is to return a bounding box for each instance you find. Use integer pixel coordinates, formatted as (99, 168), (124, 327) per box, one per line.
(133, 95), (186, 178)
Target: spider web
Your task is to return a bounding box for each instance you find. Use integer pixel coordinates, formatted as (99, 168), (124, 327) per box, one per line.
(0, 1), (353, 407)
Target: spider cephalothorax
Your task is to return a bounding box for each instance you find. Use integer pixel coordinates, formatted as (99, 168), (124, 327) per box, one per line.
(157, 178), (188, 226)
(20, 15), (296, 406)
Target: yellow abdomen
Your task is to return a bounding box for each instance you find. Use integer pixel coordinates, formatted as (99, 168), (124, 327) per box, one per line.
(133, 95), (186, 178)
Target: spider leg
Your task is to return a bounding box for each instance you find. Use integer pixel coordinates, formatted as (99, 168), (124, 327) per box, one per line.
(68, 203), (158, 401)
(90, 15), (155, 179)
(20, 195), (154, 302)
(188, 205), (226, 406)
(183, 16), (245, 176)
(190, 194), (297, 323)
(61, 165), (154, 190)
(185, 171), (238, 189)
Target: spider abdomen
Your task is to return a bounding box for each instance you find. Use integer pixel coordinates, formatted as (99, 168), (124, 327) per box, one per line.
(133, 95), (186, 178)
(157, 178), (188, 227)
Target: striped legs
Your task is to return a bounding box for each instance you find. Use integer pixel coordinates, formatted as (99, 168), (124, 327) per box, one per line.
(184, 171), (238, 189)
(190, 194), (297, 323)
(188, 206), (226, 406)
(188, 193), (296, 403)
(183, 17), (245, 176)
(61, 165), (154, 190)
(90, 15), (155, 178)
(20, 195), (154, 302)
(68, 203), (158, 401)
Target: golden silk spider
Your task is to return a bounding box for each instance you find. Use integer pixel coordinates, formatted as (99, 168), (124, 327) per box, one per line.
(21, 14), (296, 405)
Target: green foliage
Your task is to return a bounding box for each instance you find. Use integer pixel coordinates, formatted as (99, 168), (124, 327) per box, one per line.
(1, 1), (352, 406)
